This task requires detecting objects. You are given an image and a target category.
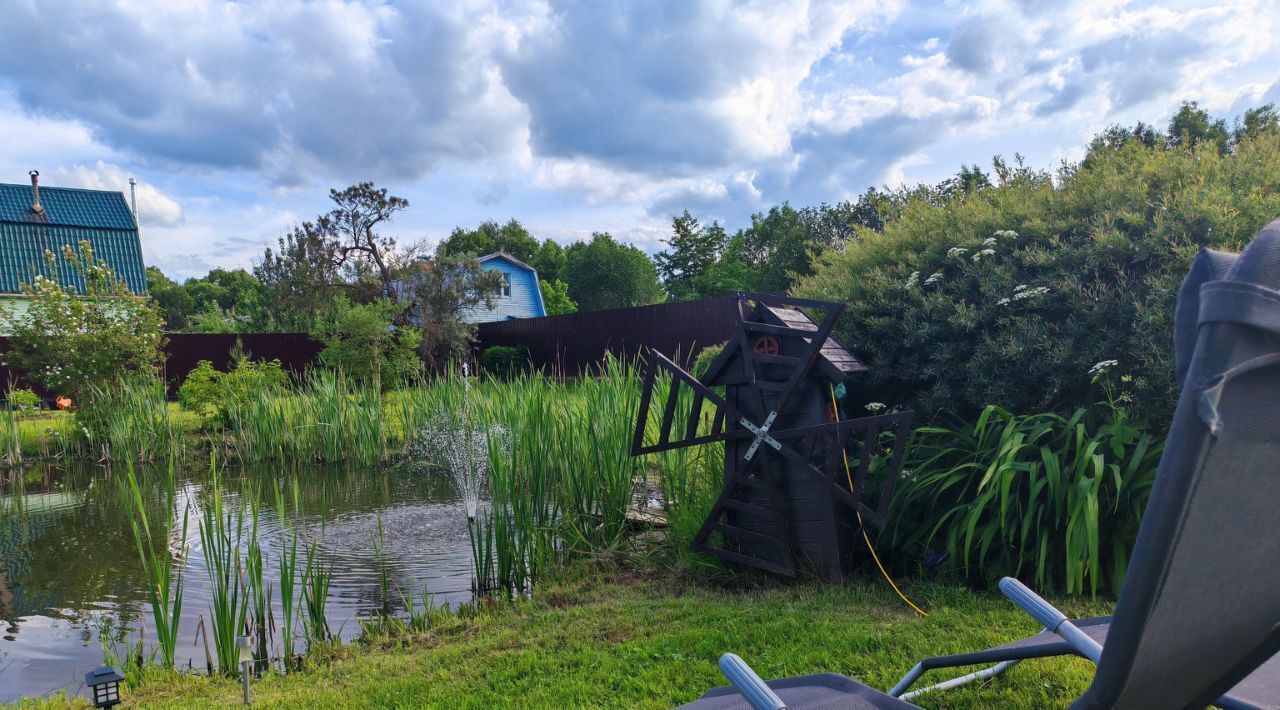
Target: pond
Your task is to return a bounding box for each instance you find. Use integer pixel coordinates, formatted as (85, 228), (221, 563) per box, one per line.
(0, 460), (476, 703)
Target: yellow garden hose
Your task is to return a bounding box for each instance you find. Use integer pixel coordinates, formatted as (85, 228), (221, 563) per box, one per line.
(829, 384), (929, 618)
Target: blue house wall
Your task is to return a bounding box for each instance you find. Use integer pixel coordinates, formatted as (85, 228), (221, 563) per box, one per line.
(460, 254), (546, 323)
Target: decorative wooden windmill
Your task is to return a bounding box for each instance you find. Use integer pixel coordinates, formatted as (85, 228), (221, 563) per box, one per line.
(631, 292), (912, 582)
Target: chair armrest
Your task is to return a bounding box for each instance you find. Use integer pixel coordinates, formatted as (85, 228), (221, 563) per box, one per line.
(998, 578), (1103, 663)
(719, 653), (787, 710)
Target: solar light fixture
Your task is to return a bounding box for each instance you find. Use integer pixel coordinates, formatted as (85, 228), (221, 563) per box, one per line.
(239, 634), (255, 704)
(84, 666), (124, 708)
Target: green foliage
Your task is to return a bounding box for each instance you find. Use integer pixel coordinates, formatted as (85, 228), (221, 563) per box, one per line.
(255, 223), (342, 331)
(7, 388), (39, 410)
(120, 463), (188, 668)
(562, 232), (663, 311)
(313, 298), (422, 390)
(178, 357), (289, 427)
(479, 346), (530, 379)
(197, 463), (249, 676)
(690, 342), (725, 379)
(539, 278), (577, 315)
(2, 241), (166, 399)
(437, 219), (540, 263)
(891, 384), (1161, 595)
(531, 239), (567, 281)
(406, 256), (504, 372)
(145, 266), (192, 331)
(81, 374), (181, 462)
(655, 210), (728, 301)
(737, 200), (882, 293)
(796, 127), (1280, 424)
(1166, 100), (1230, 152)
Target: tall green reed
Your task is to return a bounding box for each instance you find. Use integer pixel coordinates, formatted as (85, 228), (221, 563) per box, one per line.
(119, 461), (188, 668)
(301, 537), (333, 644)
(226, 369), (387, 465)
(197, 455), (249, 675)
(890, 401), (1162, 595)
(0, 403), (21, 467)
(243, 485), (271, 671)
(84, 375), (180, 463)
(275, 480), (301, 670)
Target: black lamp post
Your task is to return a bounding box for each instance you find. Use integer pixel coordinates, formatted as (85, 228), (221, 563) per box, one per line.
(84, 666), (125, 708)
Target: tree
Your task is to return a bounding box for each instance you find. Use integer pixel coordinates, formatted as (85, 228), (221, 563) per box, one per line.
(562, 233), (664, 311)
(313, 297), (422, 391)
(1166, 101), (1230, 153)
(540, 279), (577, 315)
(146, 266), (193, 331)
(1, 241), (166, 399)
(404, 255), (505, 371)
(932, 164), (993, 201)
(1234, 104), (1279, 145)
(317, 182), (408, 301)
(531, 239), (566, 281)
(700, 233), (756, 296)
(437, 219), (539, 263)
(187, 302), (247, 333)
(255, 223), (341, 331)
(654, 210), (727, 301)
(738, 203), (811, 293)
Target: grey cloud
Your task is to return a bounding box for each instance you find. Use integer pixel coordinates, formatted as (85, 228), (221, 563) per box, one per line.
(498, 0), (807, 172)
(1075, 30), (1206, 109)
(0, 1), (524, 183)
(776, 101), (990, 202)
(946, 17), (998, 74)
(1035, 80), (1089, 116)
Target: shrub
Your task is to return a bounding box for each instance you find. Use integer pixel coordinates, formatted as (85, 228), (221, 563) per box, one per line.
(7, 388), (40, 410)
(479, 346), (530, 380)
(313, 297), (422, 390)
(1, 241), (166, 400)
(178, 358), (289, 427)
(888, 373), (1161, 595)
(690, 342), (725, 378)
(796, 132), (1280, 425)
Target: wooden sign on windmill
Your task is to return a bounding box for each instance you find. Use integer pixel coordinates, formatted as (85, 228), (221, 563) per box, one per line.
(631, 292), (913, 582)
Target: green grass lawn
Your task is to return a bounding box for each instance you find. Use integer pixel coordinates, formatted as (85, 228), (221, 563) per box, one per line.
(30, 569), (1108, 709)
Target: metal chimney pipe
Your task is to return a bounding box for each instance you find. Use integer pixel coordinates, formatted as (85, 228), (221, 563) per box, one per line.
(28, 170), (43, 214)
(128, 177), (138, 221)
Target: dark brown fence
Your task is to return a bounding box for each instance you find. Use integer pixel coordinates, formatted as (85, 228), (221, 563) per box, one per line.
(0, 297), (738, 395)
(162, 333), (324, 392)
(476, 296), (738, 375)
(0, 333), (325, 396)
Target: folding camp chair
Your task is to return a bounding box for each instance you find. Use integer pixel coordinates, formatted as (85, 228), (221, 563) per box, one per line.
(679, 217), (1280, 710)
(886, 244), (1251, 702)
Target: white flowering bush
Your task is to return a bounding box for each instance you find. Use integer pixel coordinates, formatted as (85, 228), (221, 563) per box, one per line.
(0, 241), (166, 399)
(797, 129), (1280, 422)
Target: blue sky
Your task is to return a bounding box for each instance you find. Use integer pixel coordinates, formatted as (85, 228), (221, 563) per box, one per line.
(1, 0), (1277, 280)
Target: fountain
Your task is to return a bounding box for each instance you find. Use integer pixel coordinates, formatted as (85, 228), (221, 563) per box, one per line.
(404, 362), (505, 521)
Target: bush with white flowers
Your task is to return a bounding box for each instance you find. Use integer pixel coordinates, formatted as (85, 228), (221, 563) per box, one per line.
(0, 241), (166, 400)
(796, 128), (1280, 422)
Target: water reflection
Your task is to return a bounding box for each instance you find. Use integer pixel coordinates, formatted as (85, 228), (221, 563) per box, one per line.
(0, 460), (474, 702)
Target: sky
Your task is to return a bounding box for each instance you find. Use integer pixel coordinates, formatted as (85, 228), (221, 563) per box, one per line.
(1, 0), (1278, 280)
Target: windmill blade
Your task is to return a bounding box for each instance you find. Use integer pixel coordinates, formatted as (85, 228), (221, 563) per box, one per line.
(767, 410), (915, 529)
(630, 350), (754, 456)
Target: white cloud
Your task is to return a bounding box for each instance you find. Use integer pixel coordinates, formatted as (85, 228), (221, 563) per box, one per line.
(54, 161), (184, 228)
(0, 0), (1277, 274)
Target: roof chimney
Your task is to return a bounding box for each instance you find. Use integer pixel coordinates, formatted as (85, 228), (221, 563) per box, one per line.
(128, 177), (138, 221)
(28, 170), (43, 214)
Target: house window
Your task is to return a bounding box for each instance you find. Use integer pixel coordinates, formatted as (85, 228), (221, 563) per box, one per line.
(500, 273), (511, 297)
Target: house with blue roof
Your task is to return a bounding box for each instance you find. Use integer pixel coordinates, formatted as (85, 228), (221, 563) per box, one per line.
(392, 251), (546, 324)
(0, 172), (147, 334)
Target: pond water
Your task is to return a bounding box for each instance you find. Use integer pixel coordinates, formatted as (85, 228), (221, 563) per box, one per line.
(0, 461), (476, 702)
